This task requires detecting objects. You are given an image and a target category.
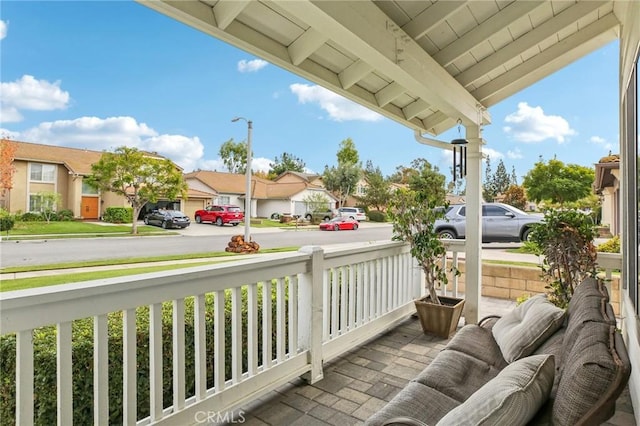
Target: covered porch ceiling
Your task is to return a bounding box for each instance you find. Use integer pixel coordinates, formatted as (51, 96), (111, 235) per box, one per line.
(138, 0), (623, 138)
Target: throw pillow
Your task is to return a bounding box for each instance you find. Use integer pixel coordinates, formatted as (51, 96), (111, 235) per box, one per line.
(436, 354), (555, 426)
(492, 294), (565, 362)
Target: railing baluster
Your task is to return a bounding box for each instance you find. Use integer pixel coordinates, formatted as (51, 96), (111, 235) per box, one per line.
(173, 298), (185, 411)
(57, 321), (72, 426)
(214, 290), (225, 392)
(231, 288), (242, 384)
(348, 264), (356, 330)
(276, 278), (286, 362)
(340, 266), (347, 333)
(356, 262), (364, 326)
(123, 308), (137, 425)
(262, 280), (273, 368)
(194, 295), (206, 401)
(363, 261), (370, 323)
(322, 269), (330, 340)
(381, 258), (388, 313)
(451, 251), (459, 297)
(247, 284), (258, 375)
(94, 314), (108, 425)
(149, 303), (163, 421)
(288, 275), (298, 355)
(331, 268), (338, 337)
(16, 330), (34, 426)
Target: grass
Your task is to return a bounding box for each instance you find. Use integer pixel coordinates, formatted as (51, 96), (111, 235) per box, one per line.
(4, 221), (164, 237)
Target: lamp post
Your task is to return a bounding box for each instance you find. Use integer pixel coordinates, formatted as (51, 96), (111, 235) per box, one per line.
(231, 117), (252, 242)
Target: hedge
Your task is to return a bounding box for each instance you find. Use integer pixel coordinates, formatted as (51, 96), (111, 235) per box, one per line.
(102, 207), (133, 224)
(0, 284), (289, 425)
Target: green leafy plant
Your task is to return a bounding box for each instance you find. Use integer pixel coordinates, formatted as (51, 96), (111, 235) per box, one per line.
(597, 235), (620, 253)
(529, 209), (598, 308)
(103, 207), (133, 224)
(389, 188), (457, 304)
(0, 208), (14, 232)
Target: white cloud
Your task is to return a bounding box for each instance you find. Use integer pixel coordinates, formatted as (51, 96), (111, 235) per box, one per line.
(290, 83), (383, 122)
(0, 20), (7, 40)
(482, 147), (503, 161)
(237, 59), (268, 73)
(0, 75), (70, 123)
(251, 157), (273, 173)
(589, 135), (613, 151)
(0, 128), (20, 139)
(503, 102), (575, 143)
(507, 148), (523, 159)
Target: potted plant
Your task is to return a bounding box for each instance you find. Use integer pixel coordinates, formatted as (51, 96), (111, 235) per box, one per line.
(389, 188), (463, 338)
(529, 208), (598, 308)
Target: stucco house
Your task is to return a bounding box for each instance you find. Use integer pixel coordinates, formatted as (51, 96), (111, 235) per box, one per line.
(185, 170), (338, 218)
(594, 154), (620, 235)
(1, 140), (211, 220)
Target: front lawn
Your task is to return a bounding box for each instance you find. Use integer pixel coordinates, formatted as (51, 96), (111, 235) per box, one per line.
(3, 221), (164, 237)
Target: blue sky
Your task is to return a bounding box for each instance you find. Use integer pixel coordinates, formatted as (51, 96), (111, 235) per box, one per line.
(0, 1), (619, 183)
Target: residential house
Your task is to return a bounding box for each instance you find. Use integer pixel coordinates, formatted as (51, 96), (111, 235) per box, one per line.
(594, 154), (620, 235)
(2, 140), (211, 220)
(185, 170), (339, 218)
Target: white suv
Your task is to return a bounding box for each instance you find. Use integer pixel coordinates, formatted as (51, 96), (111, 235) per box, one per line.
(338, 207), (367, 222)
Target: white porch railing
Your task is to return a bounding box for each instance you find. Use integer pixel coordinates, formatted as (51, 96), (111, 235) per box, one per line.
(0, 241), (465, 426)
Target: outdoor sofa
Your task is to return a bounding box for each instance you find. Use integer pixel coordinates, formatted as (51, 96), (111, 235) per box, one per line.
(366, 277), (631, 426)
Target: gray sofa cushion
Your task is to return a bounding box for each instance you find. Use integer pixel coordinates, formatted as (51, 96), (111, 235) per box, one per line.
(436, 354), (555, 426)
(364, 381), (460, 426)
(414, 349), (502, 402)
(492, 295), (565, 362)
(444, 324), (507, 369)
(552, 322), (631, 425)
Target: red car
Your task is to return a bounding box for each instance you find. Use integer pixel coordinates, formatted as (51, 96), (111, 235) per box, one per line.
(319, 217), (359, 231)
(194, 204), (244, 226)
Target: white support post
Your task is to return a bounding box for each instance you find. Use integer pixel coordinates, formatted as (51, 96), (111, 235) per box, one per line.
(298, 246), (324, 384)
(464, 124), (483, 324)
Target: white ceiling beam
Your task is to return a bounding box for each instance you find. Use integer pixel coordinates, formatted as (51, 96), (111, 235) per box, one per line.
(375, 81), (405, 107)
(402, 99), (431, 120)
(339, 59), (374, 89)
(457, 0), (608, 87)
(473, 13), (619, 105)
(434, 1), (546, 67)
(288, 28), (328, 66)
(402, 1), (467, 40)
(274, 0), (487, 126)
(213, 0), (251, 30)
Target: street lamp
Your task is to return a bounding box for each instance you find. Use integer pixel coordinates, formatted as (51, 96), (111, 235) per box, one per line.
(231, 117), (252, 242)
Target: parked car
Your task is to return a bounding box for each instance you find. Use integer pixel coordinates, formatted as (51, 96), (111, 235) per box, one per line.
(194, 205), (243, 226)
(434, 203), (543, 242)
(319, 217), (359, 231)
(144, 210), (191, 229)
(305, 209), (338, 222)
(338, 207), (367, 221)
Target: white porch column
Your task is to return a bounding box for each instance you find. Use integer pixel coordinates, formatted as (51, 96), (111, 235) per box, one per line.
(464, 125), (483, 324)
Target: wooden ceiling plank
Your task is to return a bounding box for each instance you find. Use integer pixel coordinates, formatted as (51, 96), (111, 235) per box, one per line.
(288, 28), (328, 66)
(472, 13), (619, 103)
(457, 0), (608, 87)
(375, 81), (406, 107)
(339, 59), (374, 89)
(402, 99), (431, 120)
(214, 0), (251, 30)
(433, 1), (546, 67)
(402, 1), (467, 40)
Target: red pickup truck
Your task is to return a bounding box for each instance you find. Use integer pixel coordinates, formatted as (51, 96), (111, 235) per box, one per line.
(194, 205), (244, 226)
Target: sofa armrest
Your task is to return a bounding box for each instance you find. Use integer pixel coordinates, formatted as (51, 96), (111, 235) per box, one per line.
(478, 315), (501, 328)
(381, 417), (430, 426)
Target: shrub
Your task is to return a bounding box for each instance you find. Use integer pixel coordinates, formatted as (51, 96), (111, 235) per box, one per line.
(529, 209), (598, 308)
(367, 210), (386, 222)
(103, 207), (133, 224)
(0, 209), (14, 232)
(19, 212), (43, 222)
(597, 235), (620, 253)
(56, 209), (75, 221)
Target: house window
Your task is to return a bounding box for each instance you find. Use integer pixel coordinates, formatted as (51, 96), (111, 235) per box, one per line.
(30, 163), (56, 182)
(218, 196), (230, 205)
(82, 181), (98, 195)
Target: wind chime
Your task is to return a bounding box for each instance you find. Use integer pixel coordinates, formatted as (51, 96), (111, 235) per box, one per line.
(451, 119), (468, 182)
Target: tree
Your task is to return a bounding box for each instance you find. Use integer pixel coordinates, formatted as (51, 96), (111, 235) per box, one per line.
(268, 152), (306, 178)
(38, 192), (62, 223)
(406, 158), (446, 204)
(446, 166), (466, 195)
(502, 185), (527, 210)
(323, 163), (361, 207)
(336, 138), (359, 165)
(483, 156), (497, 201)
(303, 192), (331, 212)
(388, 165), (416, 184)
(323, 138), (362, 207)
(523, 158), (595, 204)
(511, 166), (519, 186)
(86, 146), (188, 235)
(219, 138), (251, 174)
(356, 160), (391, 211)
(493, 159), (511, 196)
(0, 138), (17, 197)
